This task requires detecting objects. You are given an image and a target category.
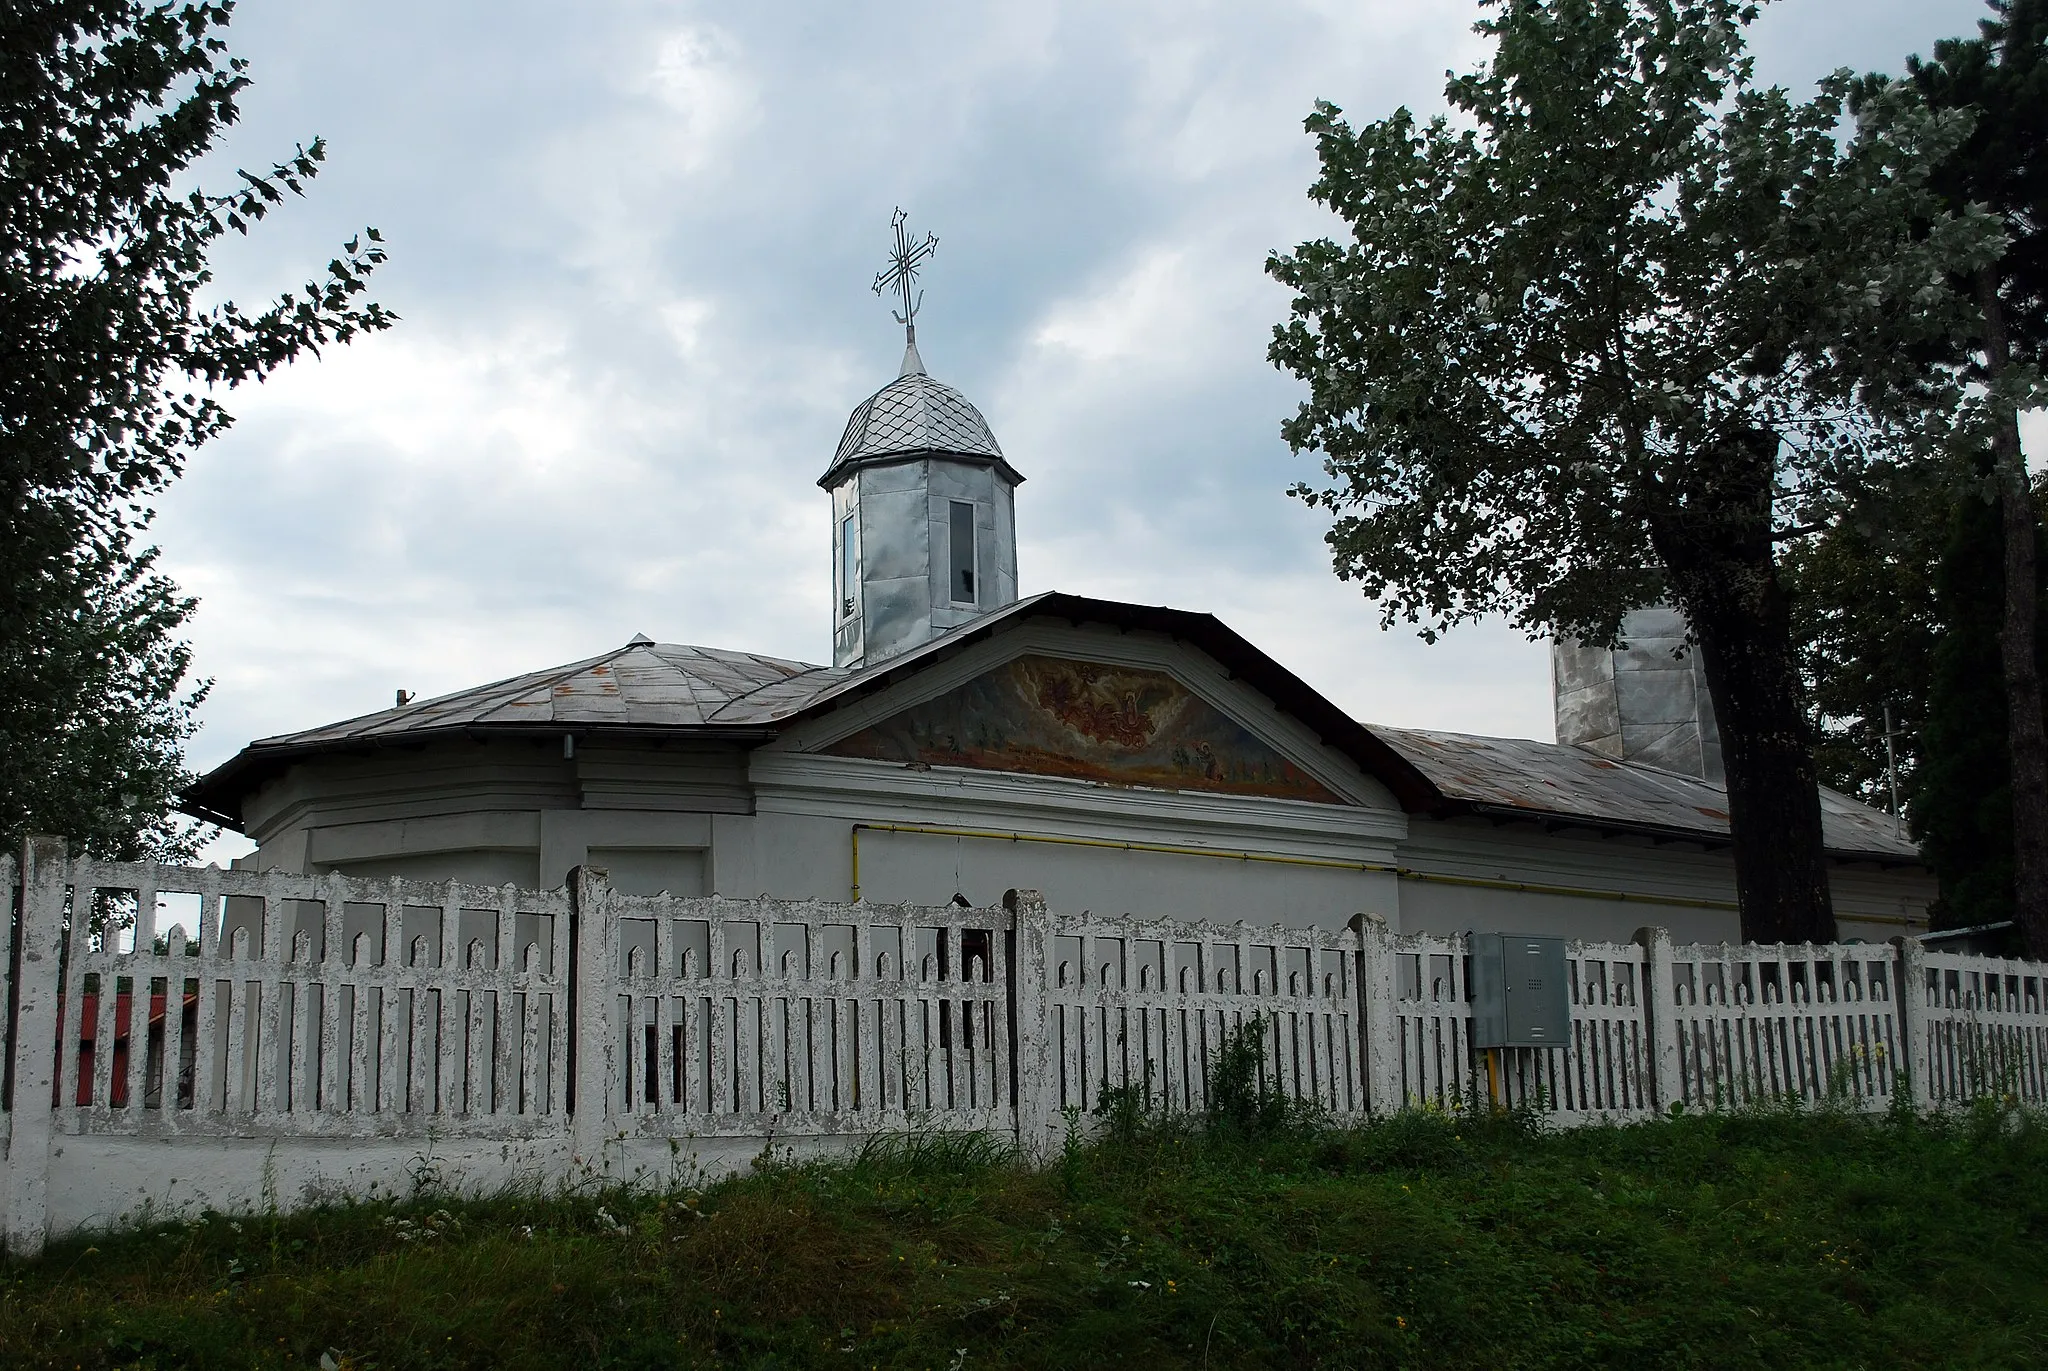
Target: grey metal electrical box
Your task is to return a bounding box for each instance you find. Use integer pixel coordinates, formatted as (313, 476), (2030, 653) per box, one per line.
(1469, 933), (1571, 1049)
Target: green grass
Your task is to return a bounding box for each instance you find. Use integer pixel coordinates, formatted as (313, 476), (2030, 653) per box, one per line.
(2, 1101), (2044, 1369)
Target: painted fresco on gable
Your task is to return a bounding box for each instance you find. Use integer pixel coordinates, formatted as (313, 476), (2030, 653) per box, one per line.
(823, 654), (1345, 804)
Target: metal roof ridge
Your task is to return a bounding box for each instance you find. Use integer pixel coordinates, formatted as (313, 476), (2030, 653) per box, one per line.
(442, 641), (651, 728)
(677, 641), (824, 673)
(702, 662), (842, 721)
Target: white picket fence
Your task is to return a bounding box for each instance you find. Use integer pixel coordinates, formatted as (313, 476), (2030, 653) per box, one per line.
(45, 862), (575, 1136)
(2, 840), (2045, 1255)
(599, 880), (1014, 1137)
(1916, 945), (2048, 1106)
(1649, 934), (1904, 1112)
(1026, 912), (1368, 1123)
(1371, 928), (1656, 1121)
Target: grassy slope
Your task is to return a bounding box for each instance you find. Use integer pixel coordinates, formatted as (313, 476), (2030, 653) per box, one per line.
(1, 1104), (2043, 1370)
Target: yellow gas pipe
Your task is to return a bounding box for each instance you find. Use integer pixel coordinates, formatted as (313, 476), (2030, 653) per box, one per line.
(843, 820), (1903, 917)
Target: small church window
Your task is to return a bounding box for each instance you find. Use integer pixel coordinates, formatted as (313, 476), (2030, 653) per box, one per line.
(840, 513), (858, 618)
(949, 500), (976, 604)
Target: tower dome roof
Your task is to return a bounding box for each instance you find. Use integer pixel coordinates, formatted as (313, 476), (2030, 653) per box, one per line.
(818, 347), (1020, 489)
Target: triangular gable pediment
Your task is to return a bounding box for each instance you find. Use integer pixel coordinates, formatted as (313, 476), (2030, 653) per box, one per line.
(820, 652), (1348, 804)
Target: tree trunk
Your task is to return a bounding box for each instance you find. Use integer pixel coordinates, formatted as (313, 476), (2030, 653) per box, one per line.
(1650, 428), (1837, 945)
(1975, 269), (2048, 960)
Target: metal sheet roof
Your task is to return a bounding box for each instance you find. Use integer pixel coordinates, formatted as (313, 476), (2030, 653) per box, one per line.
(184, 593), (1922, 866)
(819, 370), (1016, 489)
(245, 641), (825, 744)
(1370, 726), (1919, 862)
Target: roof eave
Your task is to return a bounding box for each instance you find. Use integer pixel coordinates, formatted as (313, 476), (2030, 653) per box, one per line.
(1453, 799), (1922, 868)
(181, 720), (782, 832)
(817, 447), (1025, 491)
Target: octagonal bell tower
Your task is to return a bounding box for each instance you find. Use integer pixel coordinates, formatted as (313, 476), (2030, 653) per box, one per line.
(824, 213), (1022, 670)
(822, 337), (1022, 669)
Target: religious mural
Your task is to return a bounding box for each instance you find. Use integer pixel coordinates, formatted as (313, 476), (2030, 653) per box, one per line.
(823, 654), (1345, 804)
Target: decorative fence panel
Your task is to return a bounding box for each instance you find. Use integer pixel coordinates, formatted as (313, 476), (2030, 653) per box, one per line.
(1660, 941), (1902, 1112)
(1519, 941), (1652, 1118)
(1912, 948), (2048, 1107)
(605, 888), (1014, 1138)
(1375, 929), (1479, 1112)
(1365, 927), (1652, 1119)
(1037, 910), (1367, 1123)
(5, 844), (2048, 1257)
(51, 860), (573, 1138)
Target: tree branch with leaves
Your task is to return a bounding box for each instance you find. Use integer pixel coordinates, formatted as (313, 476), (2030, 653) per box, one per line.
(0, 1), (393, 859)
(1268, 0), (2001, 942)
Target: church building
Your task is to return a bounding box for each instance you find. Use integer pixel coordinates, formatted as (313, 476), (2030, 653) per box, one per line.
(185, 229), (1933, 946)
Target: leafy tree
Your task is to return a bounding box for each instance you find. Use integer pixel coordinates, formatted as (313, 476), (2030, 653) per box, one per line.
(5, 526), (205, 861)
(1865, 0), (2048, 953)
(1267, 0), (2000, 943)
(1780, 457), (1957, 813)
(1785, 453), (2048, 933)
(0, 2), (391, 859)
(1913, 486), (2047, 930)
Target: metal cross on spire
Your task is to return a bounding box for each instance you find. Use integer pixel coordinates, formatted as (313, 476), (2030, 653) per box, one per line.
(872, 208), (937, 375)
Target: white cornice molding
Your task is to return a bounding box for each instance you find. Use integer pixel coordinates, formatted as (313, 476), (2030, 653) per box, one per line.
(761, 619), (1398, 811)
(1396, 816), (1776, 905)
(749, 751), (1408, 857)
(304, 810), (544, 864)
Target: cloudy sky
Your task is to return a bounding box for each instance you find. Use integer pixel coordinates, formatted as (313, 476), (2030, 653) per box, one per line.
(159, 0), (2017, 859)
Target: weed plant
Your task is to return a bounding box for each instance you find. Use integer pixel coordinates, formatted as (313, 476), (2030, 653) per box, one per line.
(1, 1094), (2043, 1368)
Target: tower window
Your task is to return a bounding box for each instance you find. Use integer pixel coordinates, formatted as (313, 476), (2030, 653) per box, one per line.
(949, 500), (977, 604)
(840, 513), (858, 618)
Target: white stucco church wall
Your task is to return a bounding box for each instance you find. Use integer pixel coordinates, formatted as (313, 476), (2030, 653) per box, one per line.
(219, 744), (1929, 950)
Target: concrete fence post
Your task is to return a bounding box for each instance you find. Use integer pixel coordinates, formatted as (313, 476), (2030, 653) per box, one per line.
(1893, 936), (1933, 1111)
(6, 836), (69, 1258)
(569, 865), (616, 1177)
(1635, 926), (1682, 1113)
(1, 847), (13, 1100)
(1006, 889), (1058, 1158)
(1352, 913), (1400, 1115)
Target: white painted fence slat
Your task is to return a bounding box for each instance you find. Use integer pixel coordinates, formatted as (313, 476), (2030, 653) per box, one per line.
(55, 888), (88, 1117)
(122, 873), (156, 1117)
(162, 926), (190, 1126)
(290, 950), (314, 1114)
(188, 888), (219, 1119)
(318, 879), (345, 1114)
(251, 896), (280, 1118)
(89, 946), (119, 1116)
(349, 964), (374, 1116)
(434, 900), (460, 1117)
